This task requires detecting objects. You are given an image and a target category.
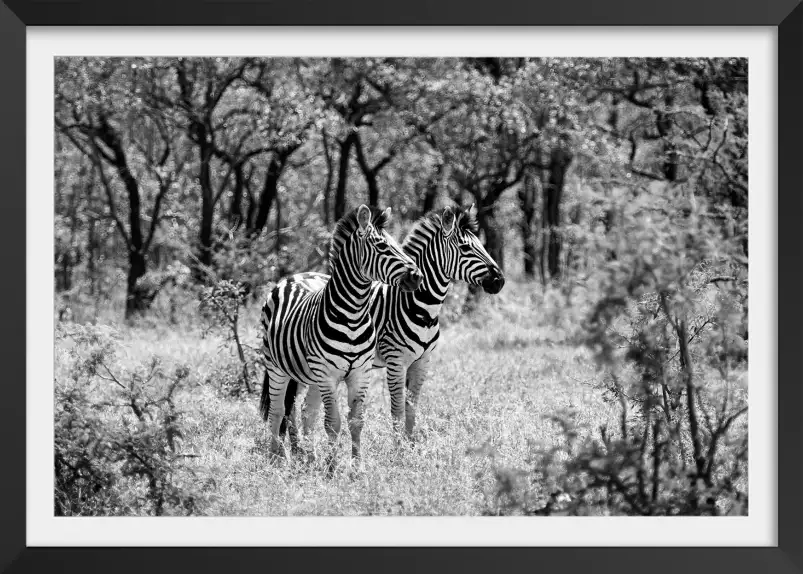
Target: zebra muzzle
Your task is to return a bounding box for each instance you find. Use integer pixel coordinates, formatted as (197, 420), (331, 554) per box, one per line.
(398, 268), (424, 292)
(481, 267), (505, 294)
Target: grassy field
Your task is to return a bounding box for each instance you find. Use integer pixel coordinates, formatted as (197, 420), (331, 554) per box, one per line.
(55, 279), (746, 516)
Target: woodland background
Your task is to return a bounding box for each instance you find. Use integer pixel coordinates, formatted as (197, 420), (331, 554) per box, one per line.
(54, 58), (749, 517)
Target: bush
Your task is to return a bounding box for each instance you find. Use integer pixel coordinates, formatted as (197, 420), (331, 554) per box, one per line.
(198, 279), (260, 395)
(481, 185), (748, 516)
(210, 216), (331, 297)
(55, 324), (204, 516)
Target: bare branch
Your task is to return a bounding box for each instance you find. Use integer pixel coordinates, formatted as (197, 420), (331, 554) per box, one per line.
(89, 146), (133, 252)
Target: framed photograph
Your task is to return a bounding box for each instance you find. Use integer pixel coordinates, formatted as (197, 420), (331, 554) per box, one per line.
(2, 0), (800, 571)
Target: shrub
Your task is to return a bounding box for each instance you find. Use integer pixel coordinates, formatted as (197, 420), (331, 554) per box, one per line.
(198, 279), (260, 395)
(482, 185), (748, 516)
(55, 324), (203, 516)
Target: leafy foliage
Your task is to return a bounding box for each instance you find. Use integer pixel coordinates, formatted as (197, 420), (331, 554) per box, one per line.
(199, 279), (259, 396)
(54, 324), (204, 515)
(481, 185), (747, 516)
(54, 57), (748, 517)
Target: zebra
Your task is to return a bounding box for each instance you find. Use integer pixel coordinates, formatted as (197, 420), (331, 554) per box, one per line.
(280, 203), (504, 441)
(259, 204), (423, 462)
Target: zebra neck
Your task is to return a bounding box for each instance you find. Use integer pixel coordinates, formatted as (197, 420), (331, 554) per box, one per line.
(320, 261), (373, 326)
(405, 248), (452, 320)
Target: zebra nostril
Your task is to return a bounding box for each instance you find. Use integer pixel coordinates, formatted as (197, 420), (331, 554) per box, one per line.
(481, 267), (505, 294)
(399, 268), (423, 292)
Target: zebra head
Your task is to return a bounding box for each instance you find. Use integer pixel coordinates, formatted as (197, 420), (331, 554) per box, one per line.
(353, 204), (423, 292)
(438, 204), (505, 294)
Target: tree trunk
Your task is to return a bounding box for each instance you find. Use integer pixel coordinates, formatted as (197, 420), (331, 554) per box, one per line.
(246, 190), (257, 233)
(478, 196), (504, 270)
(656, 98), (679, 183)
(334, 132), (357, 222)
(85, 115), (154, 317)
(87, 218), (97, 296)
(519, 170), (538, 278)
(544, 146), (572, 282)
(353, 132), (381, 208)
(229, 163), (244, 227)
(322, 131), (333, 226)
(125, 249), (148, 319)
(662, 142), (679, 182)
(274, 193), (288, 278)
(564, 202), (583, 278)
(198, 137), (214, 270)
(419, 162), (442, 217)
(366, 171), (380, 208)
(537, 161), (548, 285)
(117, 157), (144, 256)
(57, 254), (71, 292)
(464, 189), (503, 312)
(480, 217), (503, 271)
(253, 155), (282, 234)
(111, 136), (152, 315)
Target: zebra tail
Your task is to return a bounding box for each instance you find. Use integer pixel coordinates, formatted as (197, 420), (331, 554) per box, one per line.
(259, 369), (271, 422)
(279, 379), (298, 437)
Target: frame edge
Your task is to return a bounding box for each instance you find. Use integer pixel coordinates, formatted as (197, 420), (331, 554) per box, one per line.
(778, 2), (803, 570)
(0, 1), (27, 572)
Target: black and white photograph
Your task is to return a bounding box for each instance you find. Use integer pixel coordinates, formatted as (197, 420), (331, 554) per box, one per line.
(53, 55), (750, 519)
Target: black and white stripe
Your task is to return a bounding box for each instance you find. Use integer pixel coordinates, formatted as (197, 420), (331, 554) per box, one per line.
(259, 204), (422, 460)
(284, 204), (504, 440)
(369, 204), (505, 436)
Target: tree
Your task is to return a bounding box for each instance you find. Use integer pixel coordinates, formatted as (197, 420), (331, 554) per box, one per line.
(55, 58), (187, 317)
(518, 168), (539, 278)
(239, 59), (319, 235)
(315, 59), (390, 220)
(513, 59), (592, 282)
(52, 57), (748, 327)
(436, 59), (535, 269)
(588, 58), (748, 257)
(143, 58), (251, 271)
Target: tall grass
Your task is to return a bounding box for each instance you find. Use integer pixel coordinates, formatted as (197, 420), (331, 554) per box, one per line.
(54, 278), (746, 516)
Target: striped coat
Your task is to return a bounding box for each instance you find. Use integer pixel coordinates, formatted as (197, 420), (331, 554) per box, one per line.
(285, 204), (504, 440)
(259, 204), (422, 460)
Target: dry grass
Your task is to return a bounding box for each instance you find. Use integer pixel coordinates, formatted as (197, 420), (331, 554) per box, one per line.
(55, 280), (745, 516)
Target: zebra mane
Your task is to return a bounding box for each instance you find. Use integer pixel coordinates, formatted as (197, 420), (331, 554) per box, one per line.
(404, 205), (479, 250)
(328, 206), (391, 270)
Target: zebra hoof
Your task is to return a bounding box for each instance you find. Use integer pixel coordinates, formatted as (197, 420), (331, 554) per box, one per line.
(323, 454), (339, 478)
(291, 444), (315, 464)
(267, 445), (286, 462)
(346, 459), (366, 478)
(267, 455), (286, 467)
(398, 431), (416, 444)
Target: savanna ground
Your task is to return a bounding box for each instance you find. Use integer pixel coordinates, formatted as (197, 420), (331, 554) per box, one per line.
(55, 276), (747, 516)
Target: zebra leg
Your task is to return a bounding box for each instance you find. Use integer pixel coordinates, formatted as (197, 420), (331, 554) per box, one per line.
(385, 360), (408, 437)
(264, 368), (292, 459)
(405, 354), (431, 439)
(345, 368), (371, 460)
(319, 380), (342, 443)
(282, 379), (301, 454)
(302, 382), (322, 436)
(318, 380), (343, 475)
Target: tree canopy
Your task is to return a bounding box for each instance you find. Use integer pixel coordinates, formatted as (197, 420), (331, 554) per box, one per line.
(54, 57), (747, 317)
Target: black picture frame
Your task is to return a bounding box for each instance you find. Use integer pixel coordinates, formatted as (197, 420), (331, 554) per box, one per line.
(2, 1), (799, 572)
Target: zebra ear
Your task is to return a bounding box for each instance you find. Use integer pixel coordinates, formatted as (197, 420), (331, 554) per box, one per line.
(467, 203), (477, 220)
(441, 207), (456, 236)
(383, 206), (392, 224)
(357, 204), (371, 231)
